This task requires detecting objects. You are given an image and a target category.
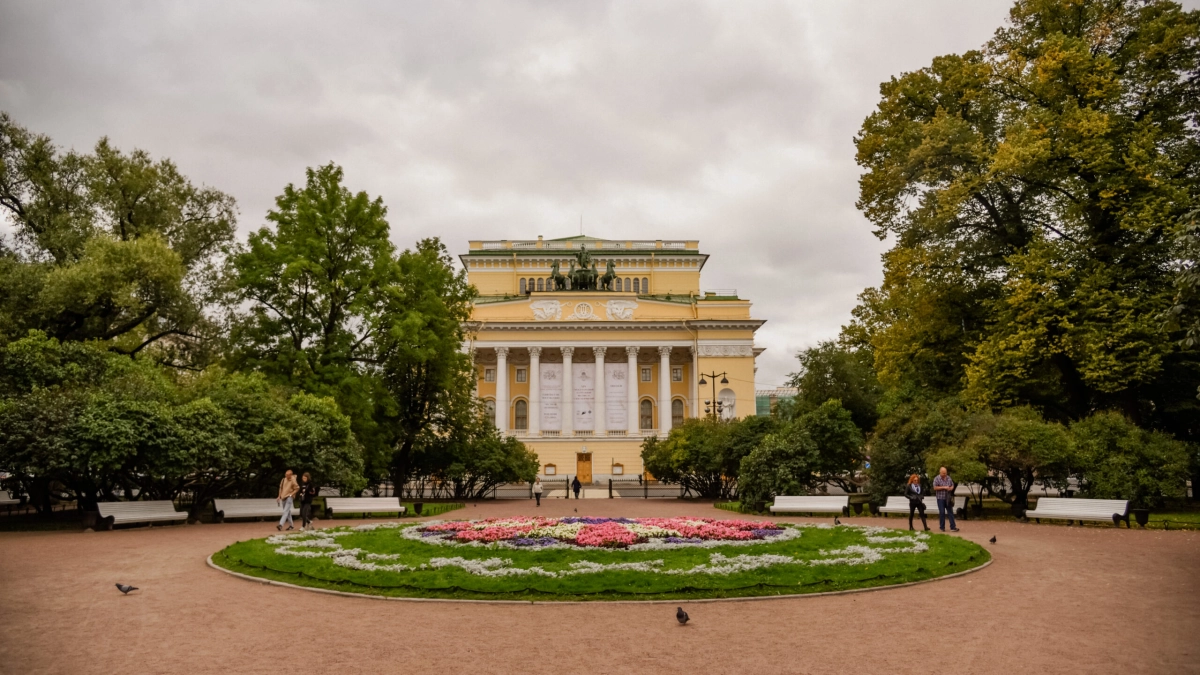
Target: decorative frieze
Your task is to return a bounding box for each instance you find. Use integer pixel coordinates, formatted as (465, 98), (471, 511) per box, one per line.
(697, 344), (754, 357)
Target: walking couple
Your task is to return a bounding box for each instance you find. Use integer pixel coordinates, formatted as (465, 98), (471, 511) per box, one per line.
(904, 467), (960, 533)
(277, 470), (319, 531)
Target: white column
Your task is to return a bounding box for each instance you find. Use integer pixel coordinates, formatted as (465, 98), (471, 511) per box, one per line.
(658, 346), (672, 436)
(626, 346), (639, 434)
(495, 347), (509, 435)
(562, 346), (574, 435)
(528, 346), (542, 436)
(593, 347), (607, 436)
(690, 346), (699, 419)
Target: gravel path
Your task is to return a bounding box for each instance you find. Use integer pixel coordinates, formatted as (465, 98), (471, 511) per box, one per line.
(1, 499), (1197, 674)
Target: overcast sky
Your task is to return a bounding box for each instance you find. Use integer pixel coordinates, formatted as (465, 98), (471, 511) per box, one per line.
(8, 1), (1190, 388)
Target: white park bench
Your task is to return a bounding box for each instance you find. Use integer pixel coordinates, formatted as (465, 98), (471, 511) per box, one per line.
(1024, 497), (1131, 527)
(213, 498), (306, 523)
(97, 501), (187, 530)
(769, 495), (849, 516)
(324, 497), (405, 519)
(0, 490), (20, 514)
(878, 495), (968, 518)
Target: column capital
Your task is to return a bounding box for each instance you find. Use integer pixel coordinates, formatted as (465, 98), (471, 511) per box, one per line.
(528, 346), (542, 358)
(626, 346), (639, 358)
(561, 346), (575, 359)
(593, 346), (608, 360)
(658, 345), (672, 358)
(495, 346), (510, 358)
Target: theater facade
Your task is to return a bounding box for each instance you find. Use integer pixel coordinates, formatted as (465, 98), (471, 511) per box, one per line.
(462, 235), (764, 483)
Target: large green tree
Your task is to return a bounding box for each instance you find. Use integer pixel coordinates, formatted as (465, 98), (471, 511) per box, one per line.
(0, 113), (236, 366)
(849, 0), (1200, 439)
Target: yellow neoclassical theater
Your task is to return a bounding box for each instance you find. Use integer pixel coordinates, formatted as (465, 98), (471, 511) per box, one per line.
(462, 235), (764, 483)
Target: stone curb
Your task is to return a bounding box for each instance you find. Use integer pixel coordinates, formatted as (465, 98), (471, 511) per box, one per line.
(206, 554), (992, 606)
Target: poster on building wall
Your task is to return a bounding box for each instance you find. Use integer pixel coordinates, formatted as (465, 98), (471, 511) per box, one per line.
(605, 363), (627, 430)
(540, 363), (562, 431)
(572, 362), (595, 430)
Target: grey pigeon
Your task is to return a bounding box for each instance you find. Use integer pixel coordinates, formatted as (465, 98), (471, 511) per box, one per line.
(989, 536), (996, 544)
(115, 584), (138, 594)
(834, 517), (841, 526)
(676, 607), (689, 625)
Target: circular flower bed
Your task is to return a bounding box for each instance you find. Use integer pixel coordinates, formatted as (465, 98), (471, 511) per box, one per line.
(213, 517), (990, 601)
(412, 517), (794, 549)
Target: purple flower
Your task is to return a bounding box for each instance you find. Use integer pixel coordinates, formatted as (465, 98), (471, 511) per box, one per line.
(752, 529), (785, 538)
(664, 537), (703, 544)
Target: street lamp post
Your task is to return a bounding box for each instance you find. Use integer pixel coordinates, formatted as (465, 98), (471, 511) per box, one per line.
(698, 371), (729, 419)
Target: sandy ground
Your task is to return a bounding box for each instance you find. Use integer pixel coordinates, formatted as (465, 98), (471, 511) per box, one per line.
(1, 499), (1198, 675)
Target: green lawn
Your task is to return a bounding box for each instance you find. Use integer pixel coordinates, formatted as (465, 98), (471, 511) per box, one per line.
(212, 521), (989, 601)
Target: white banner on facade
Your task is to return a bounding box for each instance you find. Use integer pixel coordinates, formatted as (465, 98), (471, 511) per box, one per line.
(572, 362), (595, 430)
(540, 363), (562, 431)
(605, 363), (627, 431)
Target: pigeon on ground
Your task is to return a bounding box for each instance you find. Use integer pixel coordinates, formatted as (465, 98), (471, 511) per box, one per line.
(115, 584), (138, 594)
(989, 536), (997, 544)
(676, 607), (689, 625)
(574, 508), (577, 513)
(834, 517), (841, 526)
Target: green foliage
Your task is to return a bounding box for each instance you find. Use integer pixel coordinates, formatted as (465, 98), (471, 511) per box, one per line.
(786, 341), (883, 431)
(736, 424), (819, 507)
(848, 0), (1200, 437)
(801, 400), (866, 483)
(1071, 411), (1190, 508)
(961, 407), (1071, 511)
(0, 332), (364, 515)
(866, 395), (972, 503)
(0, 113), (236, 366)
(642, 417), (775, 498)
(408, 403), (538, 500)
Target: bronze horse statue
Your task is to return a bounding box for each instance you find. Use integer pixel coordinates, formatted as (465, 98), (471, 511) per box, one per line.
(550, 260), (568, 290)
(599, 259), (617, 291)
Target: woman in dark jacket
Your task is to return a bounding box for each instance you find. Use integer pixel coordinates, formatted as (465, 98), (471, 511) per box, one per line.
(904, 474), (930, 531)
(571, 476), (582, 499)
(297, 472), (319, 530)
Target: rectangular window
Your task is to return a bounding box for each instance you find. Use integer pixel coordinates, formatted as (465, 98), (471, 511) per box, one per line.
(484, 368), (495, 382)
(641, 367), (652, 382)
(515, 368), (527, 383)
(671, 366), (682, 382)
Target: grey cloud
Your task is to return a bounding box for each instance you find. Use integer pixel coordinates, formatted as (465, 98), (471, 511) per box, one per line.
(8, 0), (1189, 386)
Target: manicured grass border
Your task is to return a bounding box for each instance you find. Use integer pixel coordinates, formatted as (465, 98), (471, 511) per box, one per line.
(208, 553), (993, 604)
(209, 523), (991, 602)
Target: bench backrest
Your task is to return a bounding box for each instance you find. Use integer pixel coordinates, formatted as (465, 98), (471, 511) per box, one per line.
(97, 500), (183, 521)
(214, 498), (285, 514)
(1030, 497), (1129, 515)
(325, 497), (402, 509)
(772, 496), (849, 507)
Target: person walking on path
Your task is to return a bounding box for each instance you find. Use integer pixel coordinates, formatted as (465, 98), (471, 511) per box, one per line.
(571, 476), (582, 500)
(933, 466), (959, 532)
(533, 477), (543, 506)
(904, 474), (930, 531)
(277, 470), (299, 531)
(297, 472), (318, 530)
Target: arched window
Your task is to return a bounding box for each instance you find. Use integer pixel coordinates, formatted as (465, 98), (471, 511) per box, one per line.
(632, 278), (640, 294)
(642, 277), (649, 293)
(672, 399), (684, 428)
(514, 400), (528, 430)
(615, 278), (623, 292)
(536, 278), (544, 292)
(640, 400), (654, 429)
(484, 399), (497, 425)
(519, 278), (527, 294)
(718, 388), (736, 420)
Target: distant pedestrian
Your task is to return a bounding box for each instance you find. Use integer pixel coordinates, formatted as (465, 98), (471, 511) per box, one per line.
(533, 477), (543, 506)
(572, 476), (582, 499)
(297, 472), (319, 530)
(277, 469), (298, 531)
(904, 474), (929, 531)
(933, 466), (959, 532)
